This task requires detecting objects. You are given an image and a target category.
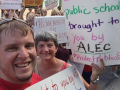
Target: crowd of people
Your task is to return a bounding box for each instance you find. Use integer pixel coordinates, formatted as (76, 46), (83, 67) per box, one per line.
(0, 0), (119, 90)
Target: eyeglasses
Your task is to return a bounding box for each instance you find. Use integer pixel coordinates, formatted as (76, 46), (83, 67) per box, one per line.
(0, 18), (30, 26)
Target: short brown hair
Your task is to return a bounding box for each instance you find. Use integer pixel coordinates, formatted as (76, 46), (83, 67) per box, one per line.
(0, 20), (34, 44)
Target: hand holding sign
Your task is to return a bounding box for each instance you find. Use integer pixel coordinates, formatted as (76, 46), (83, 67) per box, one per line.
(91, 58), (105, 81)
(21, 2), (25, 9)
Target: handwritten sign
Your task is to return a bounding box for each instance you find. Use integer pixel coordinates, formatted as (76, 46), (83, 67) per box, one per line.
(67, 61), (85, 74)
(23, 0), (43, 7)
(35, 16), (68, 44)
(45, 0), (58, 10)
(25, 65), (86, 90)
(62, 0), (120, 66)
(0, 0), (22, 9)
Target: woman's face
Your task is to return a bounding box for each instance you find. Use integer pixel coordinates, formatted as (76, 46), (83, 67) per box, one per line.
(30, 16), (35, 26)
(37, 40), (58, 61)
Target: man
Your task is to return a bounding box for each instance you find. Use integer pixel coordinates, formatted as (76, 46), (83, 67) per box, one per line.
(0, 18), (42, 90)
(26, 8), (33, 20)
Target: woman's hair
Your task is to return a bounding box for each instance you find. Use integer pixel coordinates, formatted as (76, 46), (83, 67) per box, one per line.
(26, 12), (35, 21)
(51, 8), (61, 16)
(35, 31), (58, 47)
(41, 8), (47, 16)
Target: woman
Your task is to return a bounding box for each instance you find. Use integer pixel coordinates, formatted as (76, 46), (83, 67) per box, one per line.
(55, 43), (72, 62)
(41, 8), (47, 16)
(51, 9), (72, 63)
(35, 31), (104, 90)
(51, 8), (61, 16)
(27, 12), (38, 32)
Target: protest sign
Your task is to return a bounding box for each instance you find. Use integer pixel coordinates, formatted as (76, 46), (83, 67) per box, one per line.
(66, 41), (71, 49)
(62, 0), (120, 66)
(34, 16), (68, 44)
(45, 0), (58, 10)
(0, 0), (22, 9)
(23, 0), (43, 8)
(25, 65), (86, 90)
(67, 61), (85, 74)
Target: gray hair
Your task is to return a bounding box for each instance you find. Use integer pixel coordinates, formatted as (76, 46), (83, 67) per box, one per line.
(35, 31), (59, 47)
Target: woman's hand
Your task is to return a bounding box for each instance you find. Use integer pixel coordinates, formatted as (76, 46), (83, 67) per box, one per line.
(91, 58), (105, 80)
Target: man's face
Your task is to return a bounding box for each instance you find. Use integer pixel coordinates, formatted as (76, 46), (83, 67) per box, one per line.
(0, 29), (36, 84)
(29, 8), (32, 12)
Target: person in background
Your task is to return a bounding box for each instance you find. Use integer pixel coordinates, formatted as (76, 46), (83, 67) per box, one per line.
(1, 9), (4, 17)
(0, 1), (25, 19)
(15, 10), (20, 17)
(18, 3), (26, 20)
(55, 43), (73, 62)
(38, 4), (43, 16)
(57, 6), (64, 16)
(51, 8), (61, 16)
(34, 31), (105, 90)
(0, 18), (42, 90)
(60, 10), (64, 16)
(51, 8), (72, 62)
(26, 12), (38, 32)
(2, 9), (18, 19)
(57, 6), (62, 11)
(34, 7), (39, 15)
(116, 65), (120, 74)
(26, 8), (33, 20)
(4, 11), (9, 19)
(41, 8), (47, 16)
(82, 65), (92, 84)
(111, 65), (119, 78)
(8, 10), (19, 18)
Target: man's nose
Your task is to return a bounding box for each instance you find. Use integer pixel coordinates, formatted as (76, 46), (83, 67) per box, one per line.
(18, 47), (29, 59)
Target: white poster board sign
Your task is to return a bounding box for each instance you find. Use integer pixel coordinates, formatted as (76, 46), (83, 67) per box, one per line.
(67, 61), (85, 74)
(45, 0), (58, 10)
(62, 0), (120, 66)
(35, 16), (68, 44)
(0, 0), (22, 9)
(25, 65), (86, 90)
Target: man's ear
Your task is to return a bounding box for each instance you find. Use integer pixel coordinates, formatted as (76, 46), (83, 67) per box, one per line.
(56, 47), (58, 50)
(35, 45), (37, 52)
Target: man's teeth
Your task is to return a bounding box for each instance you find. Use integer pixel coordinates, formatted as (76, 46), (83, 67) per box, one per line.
(16, 63), (30, 68)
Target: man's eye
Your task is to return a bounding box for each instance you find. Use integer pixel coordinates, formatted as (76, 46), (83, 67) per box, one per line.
(7, 47), (18, 51)
(25, 44), (34, 49)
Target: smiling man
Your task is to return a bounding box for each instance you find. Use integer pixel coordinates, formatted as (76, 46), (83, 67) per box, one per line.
(0, 18), (42, 90)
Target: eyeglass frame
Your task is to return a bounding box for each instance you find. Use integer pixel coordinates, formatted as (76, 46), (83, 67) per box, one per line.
(0, 17), (30, 27)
